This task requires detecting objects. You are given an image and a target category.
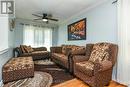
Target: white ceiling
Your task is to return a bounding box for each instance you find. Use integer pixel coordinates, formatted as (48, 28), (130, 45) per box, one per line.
(15, 0), (107, 23)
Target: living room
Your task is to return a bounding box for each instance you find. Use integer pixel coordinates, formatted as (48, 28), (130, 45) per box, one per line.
(0, 0), (129, 87)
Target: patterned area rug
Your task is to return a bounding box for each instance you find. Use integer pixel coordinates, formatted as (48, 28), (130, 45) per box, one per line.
(34, 59), (55, 65)
(3, 71), (53, 87)
(35, 62), (74, 86)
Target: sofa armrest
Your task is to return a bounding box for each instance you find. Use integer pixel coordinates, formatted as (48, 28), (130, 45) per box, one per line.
(33, 47), (47, 51)
(68, 55), (89, 73)
(50, 47), (62, 53)
(100, 60), (112, 71)
(73, 55), (89, 64)
(94, 60), (112, 72)
(13, 47), (22, 57)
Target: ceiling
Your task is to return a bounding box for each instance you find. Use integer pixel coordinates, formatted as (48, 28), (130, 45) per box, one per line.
(15, 0), (107, 23)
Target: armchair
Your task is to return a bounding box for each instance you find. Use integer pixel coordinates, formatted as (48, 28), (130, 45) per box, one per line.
(74, 43), (118, 87)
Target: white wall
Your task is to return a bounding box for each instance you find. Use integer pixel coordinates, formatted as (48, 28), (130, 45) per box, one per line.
(15, 19), (24, 47)
(0, 17), (15, 81)
(57, 0), (118, 80)
(0, 17), (8, 51)
(0, 49), (14, 82)
(58, 0), (117, 46)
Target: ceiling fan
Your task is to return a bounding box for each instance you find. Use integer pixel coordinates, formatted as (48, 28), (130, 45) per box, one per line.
(32, 13), (58, 22)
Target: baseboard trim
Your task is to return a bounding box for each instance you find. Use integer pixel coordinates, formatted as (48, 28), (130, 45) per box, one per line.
(0, 80), (3, 87)
(128, 84), (130, 87)
(0, 48), (8, 55)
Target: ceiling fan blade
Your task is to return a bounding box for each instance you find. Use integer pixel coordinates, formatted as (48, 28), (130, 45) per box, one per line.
(32, 14), (42, 17)
(34, 18), (42, 20)
(48, 18), (58, 21)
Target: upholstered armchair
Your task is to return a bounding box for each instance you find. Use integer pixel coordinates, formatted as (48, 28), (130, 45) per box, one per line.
(74, 43), (118, 87)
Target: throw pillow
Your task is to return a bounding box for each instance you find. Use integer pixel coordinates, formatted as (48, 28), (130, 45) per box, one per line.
(23, 46), (30, 53)
(62, 45), (67, 54)
(89, 43), (110, 63)
(71, 46), (86, 55)
(20, 45), (26, 53)
(27, 46), (34, 52)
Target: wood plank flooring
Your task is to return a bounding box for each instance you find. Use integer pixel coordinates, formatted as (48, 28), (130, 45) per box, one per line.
(52, 78), (127, 87)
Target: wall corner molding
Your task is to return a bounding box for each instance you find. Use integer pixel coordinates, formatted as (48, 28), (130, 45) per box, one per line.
(60, 0), (108, 24)
(0, 80), (3, 87)
(0, 48), (9, 55)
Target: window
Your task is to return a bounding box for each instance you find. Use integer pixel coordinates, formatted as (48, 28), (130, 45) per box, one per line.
(23, 24), (52, 50)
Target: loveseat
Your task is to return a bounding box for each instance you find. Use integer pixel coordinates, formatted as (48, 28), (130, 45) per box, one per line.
(50, 45), (86, 72)
(13, 45), (50, 60)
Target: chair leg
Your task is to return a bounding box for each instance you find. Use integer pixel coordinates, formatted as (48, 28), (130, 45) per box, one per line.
(105, 82), (110, 86)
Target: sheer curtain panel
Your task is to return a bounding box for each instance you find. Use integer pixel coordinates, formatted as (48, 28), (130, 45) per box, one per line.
(23, 24), (52, 50)
(117, 0), (130, 86)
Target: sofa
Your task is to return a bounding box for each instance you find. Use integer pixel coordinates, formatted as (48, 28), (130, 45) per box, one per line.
(73, 42), (118, 87)
(50, 45), (86, 72)
(13, 45), (50, 60)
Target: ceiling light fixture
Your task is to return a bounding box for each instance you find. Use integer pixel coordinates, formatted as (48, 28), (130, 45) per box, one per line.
(42, 18), (48, 22)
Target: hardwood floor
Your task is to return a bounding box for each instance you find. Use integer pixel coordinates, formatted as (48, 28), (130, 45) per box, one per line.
(35, 60), (127, 87)
(52, 78), (127, 87)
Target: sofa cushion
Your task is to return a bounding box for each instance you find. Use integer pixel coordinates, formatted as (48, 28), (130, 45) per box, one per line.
(62, 45), (74, 55)
(61, 45), (81, 55)
(89, 43), (110, 63)
(71, 46), (86, 55)
(85, 44), (94, 58)
(52, 53), (68, 62)
(76, 61), (94, 77)
(20, 45), (34, 53)
(24, 46), (34, 53)
(22, 51), (49, 56)
(62, 45), (67, 54)
(27, 46), (34, 52)
(66, 45), (78, 51)
(32, 51), (48, 54)
(20, 45), (26, 53)
(24, 46), (30, 53)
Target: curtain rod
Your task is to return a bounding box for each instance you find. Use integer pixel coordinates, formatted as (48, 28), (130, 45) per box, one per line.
(112, 0), (118, 4)
(19, 23), (58, 29)
(20, 23), (38, 26)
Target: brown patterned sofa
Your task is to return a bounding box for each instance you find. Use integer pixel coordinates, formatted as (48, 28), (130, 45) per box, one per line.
(2, 57), (34, 83)
(13, 45), (50, 61)
(73, 42), (118, 87)
(50, 45), (86, 72)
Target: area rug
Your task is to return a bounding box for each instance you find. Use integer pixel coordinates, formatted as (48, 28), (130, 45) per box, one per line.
(34, 59), (55, 65)
(3, 71), (53, 87)
(35, 64), (74, 86)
